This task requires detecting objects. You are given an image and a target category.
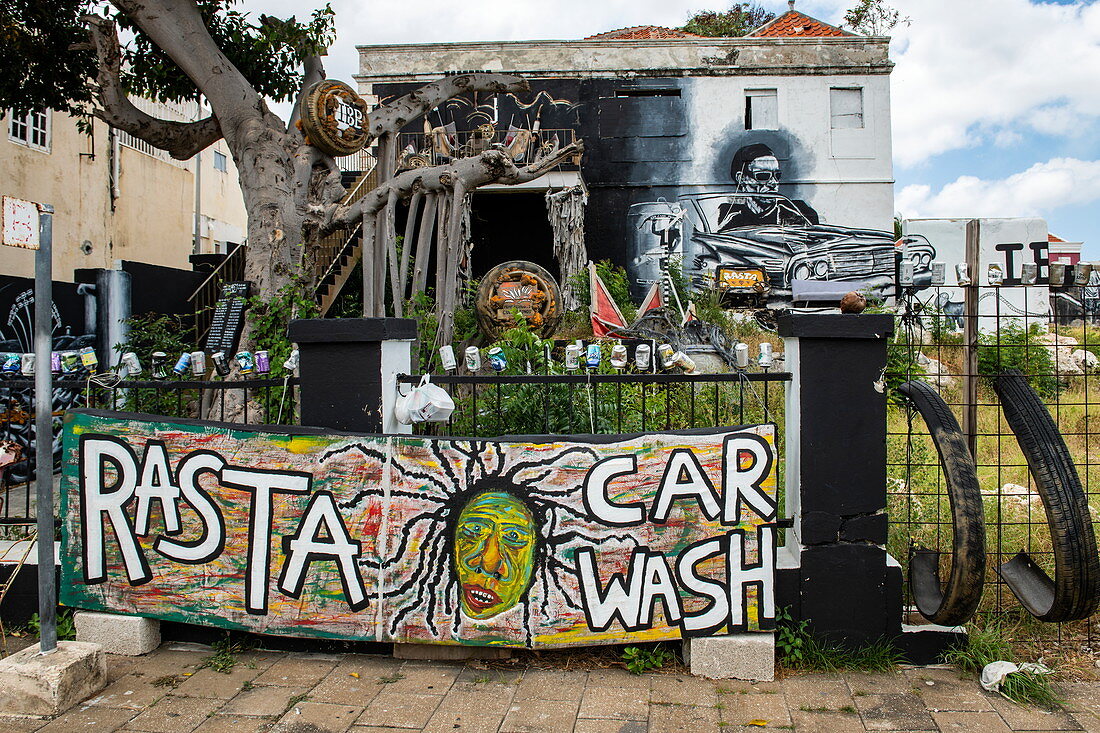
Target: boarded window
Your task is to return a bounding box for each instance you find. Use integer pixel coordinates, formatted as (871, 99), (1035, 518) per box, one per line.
(830, 88), (864, 129)
(745, 89), (778, 130)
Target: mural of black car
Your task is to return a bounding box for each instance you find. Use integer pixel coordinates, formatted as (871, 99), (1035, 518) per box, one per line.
(679, 192), (935, 297)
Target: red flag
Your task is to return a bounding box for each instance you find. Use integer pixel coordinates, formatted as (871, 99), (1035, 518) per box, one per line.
(638, 281), (664, 315)
(589, 262), (627, 337)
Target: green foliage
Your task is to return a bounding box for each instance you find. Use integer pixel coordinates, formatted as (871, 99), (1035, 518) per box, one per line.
(0, 0), (96, 117)
(570, 260), (637, 324)
(114, 313), (198, 415)
(775, 607), (807, 664)
(197, 632), (253, 674)
(622, 645), (675, 675)
(1, 1), (337, 116)
(843, 0), (907, 35)
(943, 625), (1061, 708)
(885, 330), (925, 403)
(681, 2), (775, 37)
(27, 609), (76, 641)
(977, 322), (1060, 398)
(248, 278), (318, 379)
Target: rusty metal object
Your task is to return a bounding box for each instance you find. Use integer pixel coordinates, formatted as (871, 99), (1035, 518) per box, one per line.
(298, 80), (371, 158)
(475, 261), (562, 339)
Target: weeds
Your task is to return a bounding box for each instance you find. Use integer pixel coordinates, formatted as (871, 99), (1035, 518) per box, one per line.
(377, 672), (405, 684)
(197, 633), (252, 674)
(27, 609), (76, 641)
(622, 645), (676, 675)
(777, 608), (902, 672)
(942, 625), (1062, 708)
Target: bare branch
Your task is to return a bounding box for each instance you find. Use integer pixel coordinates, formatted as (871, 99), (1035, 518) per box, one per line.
(289, 55), (327, 132)
(366, 73), (530, 141)
(84, 15), (222, 159)
(323, 141), (583, 236)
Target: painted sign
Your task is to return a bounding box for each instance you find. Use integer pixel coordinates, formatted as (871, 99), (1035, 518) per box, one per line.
(60, 410), (777, 647)
(298, 80), (371, 158)
(2, 196), (39, 250)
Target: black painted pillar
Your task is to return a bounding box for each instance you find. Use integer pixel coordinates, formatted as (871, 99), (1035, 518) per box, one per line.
(288, 318), (416, 433)
(777, 312), (901, 646)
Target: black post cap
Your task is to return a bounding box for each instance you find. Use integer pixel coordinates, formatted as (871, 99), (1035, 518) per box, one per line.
(288, 318), (417, 343)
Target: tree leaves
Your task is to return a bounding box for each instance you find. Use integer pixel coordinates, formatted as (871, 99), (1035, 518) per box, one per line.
(681, 3), (775, 38)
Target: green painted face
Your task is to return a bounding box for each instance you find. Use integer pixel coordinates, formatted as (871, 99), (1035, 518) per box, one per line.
(454, 491), (536, 619)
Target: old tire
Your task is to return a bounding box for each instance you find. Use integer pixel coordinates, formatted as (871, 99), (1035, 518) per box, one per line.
(897, 379), (986, 626)
(993, 369), (1100, 622)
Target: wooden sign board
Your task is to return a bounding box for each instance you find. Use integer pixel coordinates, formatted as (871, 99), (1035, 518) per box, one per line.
(61, 410), (778, 648)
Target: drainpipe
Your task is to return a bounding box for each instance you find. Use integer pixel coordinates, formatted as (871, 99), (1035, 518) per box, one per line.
(193, 149), (202, 254)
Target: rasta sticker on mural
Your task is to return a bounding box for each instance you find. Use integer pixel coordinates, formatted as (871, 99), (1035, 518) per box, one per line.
(60, 410), (777, 648)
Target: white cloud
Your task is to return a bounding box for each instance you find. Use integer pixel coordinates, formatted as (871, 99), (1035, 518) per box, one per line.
(888, 0), (1100, 167)
(896, 158), (1100, 219)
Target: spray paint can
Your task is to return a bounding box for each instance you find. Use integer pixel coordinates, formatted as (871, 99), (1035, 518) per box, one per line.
(955, 263), (972, 286)
(235, 351), (255, 375)
(283, 347), (300, 373)
(464, 346), (481, 372)
(172, 352), (192, 376)
(658, 343), (675, 369)
(758, 342), (774, 368)
(50, 352), (61, 374)
(439, 345), (457, 371)
(930, 261), (946, 286)
(987, 263), (1004, 286)
(212, 351), (230, 377)
(1074, 263), (1093, 286)
(121, 352), (141, 376)
(20, 353), (34, 375)
(1049, 262), (1067, 287)
(151, 352), (168, 379)
(255, 350), (271, 374)
(672, 351), (697, 374)
(635, 343), (652, 371)
(1, 353), (19, 373)
(1021, 262), (1038, 285)
(189, 350), (206, 376)
(585, 343), (601, 369)
(564, 344), (581, 370)
(610, 344), (629, 369)
(735, 342), (750, 369)
(61, 351), (80, 373)
(899, 259), (915, 287)
(79, 346), (98, 370)
(487, 347), (506, 372)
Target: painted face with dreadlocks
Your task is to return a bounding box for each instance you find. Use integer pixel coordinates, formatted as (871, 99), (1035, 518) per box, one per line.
(454, 490), (537, 619)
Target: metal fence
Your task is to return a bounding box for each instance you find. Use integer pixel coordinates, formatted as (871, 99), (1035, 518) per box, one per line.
(0, 376), (299, 526)
(885, 281), (1099, 645)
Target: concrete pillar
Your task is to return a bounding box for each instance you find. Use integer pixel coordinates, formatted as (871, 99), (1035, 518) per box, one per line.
(776, 312), (901, 646)
(287, 318), (416, 434)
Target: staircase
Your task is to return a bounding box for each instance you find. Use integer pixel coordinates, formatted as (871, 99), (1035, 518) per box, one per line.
(314, 155), (379, 316)
(188, 154), (378, 333)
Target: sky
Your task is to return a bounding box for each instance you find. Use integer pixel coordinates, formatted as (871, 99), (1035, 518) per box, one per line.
(242, 0), (1100, 258)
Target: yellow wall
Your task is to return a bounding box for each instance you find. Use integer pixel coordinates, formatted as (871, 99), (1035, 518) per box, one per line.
(0, 107), (247, 282)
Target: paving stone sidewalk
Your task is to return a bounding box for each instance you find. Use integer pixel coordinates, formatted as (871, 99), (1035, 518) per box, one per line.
(1, 643), (1098, 732)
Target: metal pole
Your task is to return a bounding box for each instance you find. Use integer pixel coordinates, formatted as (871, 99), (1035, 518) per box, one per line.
(961, 219), (980, 459)
(34, 204), (57, 654)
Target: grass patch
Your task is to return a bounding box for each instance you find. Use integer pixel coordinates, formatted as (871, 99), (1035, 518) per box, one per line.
(196, 633), (252, 674)
(777, 607), (902, 672)
(942, 625), (1062, 708)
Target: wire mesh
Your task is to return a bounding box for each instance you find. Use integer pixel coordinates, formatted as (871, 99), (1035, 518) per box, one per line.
(886, 280), (1099, 645)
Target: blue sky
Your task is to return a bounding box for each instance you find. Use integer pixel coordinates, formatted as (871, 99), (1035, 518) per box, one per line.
(250, 0), (1099, 258)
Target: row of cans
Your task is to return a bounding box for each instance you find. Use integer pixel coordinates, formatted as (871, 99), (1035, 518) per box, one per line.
(902, 260), (1095, 287)
(438, 341), (776, 374)
(1, 346), (100, 375)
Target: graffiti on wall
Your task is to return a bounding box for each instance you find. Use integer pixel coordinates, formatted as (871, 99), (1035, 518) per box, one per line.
(61, 411), (778, 647)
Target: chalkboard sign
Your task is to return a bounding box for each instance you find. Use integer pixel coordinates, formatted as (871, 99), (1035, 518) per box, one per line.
(204, 281), (250, 353)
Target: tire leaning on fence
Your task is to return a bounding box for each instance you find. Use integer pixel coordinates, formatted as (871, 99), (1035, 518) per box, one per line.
(897, 379), (987, 626)
(993, 368), (1100, 622)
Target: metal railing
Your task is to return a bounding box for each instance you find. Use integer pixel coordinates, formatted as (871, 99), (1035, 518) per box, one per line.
(0, 376), (299, 526)
(188, 245), (246, 344)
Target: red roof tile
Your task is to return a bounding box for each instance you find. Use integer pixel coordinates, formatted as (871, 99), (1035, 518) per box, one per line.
(747, 10), (854, 38)
(1049, 233), (1066, 243)
(586, 26), (703, 40)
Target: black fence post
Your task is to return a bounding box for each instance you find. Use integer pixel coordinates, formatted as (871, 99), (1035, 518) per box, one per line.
(287, 318), (416, 433)
(777, 312), (901, 647)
